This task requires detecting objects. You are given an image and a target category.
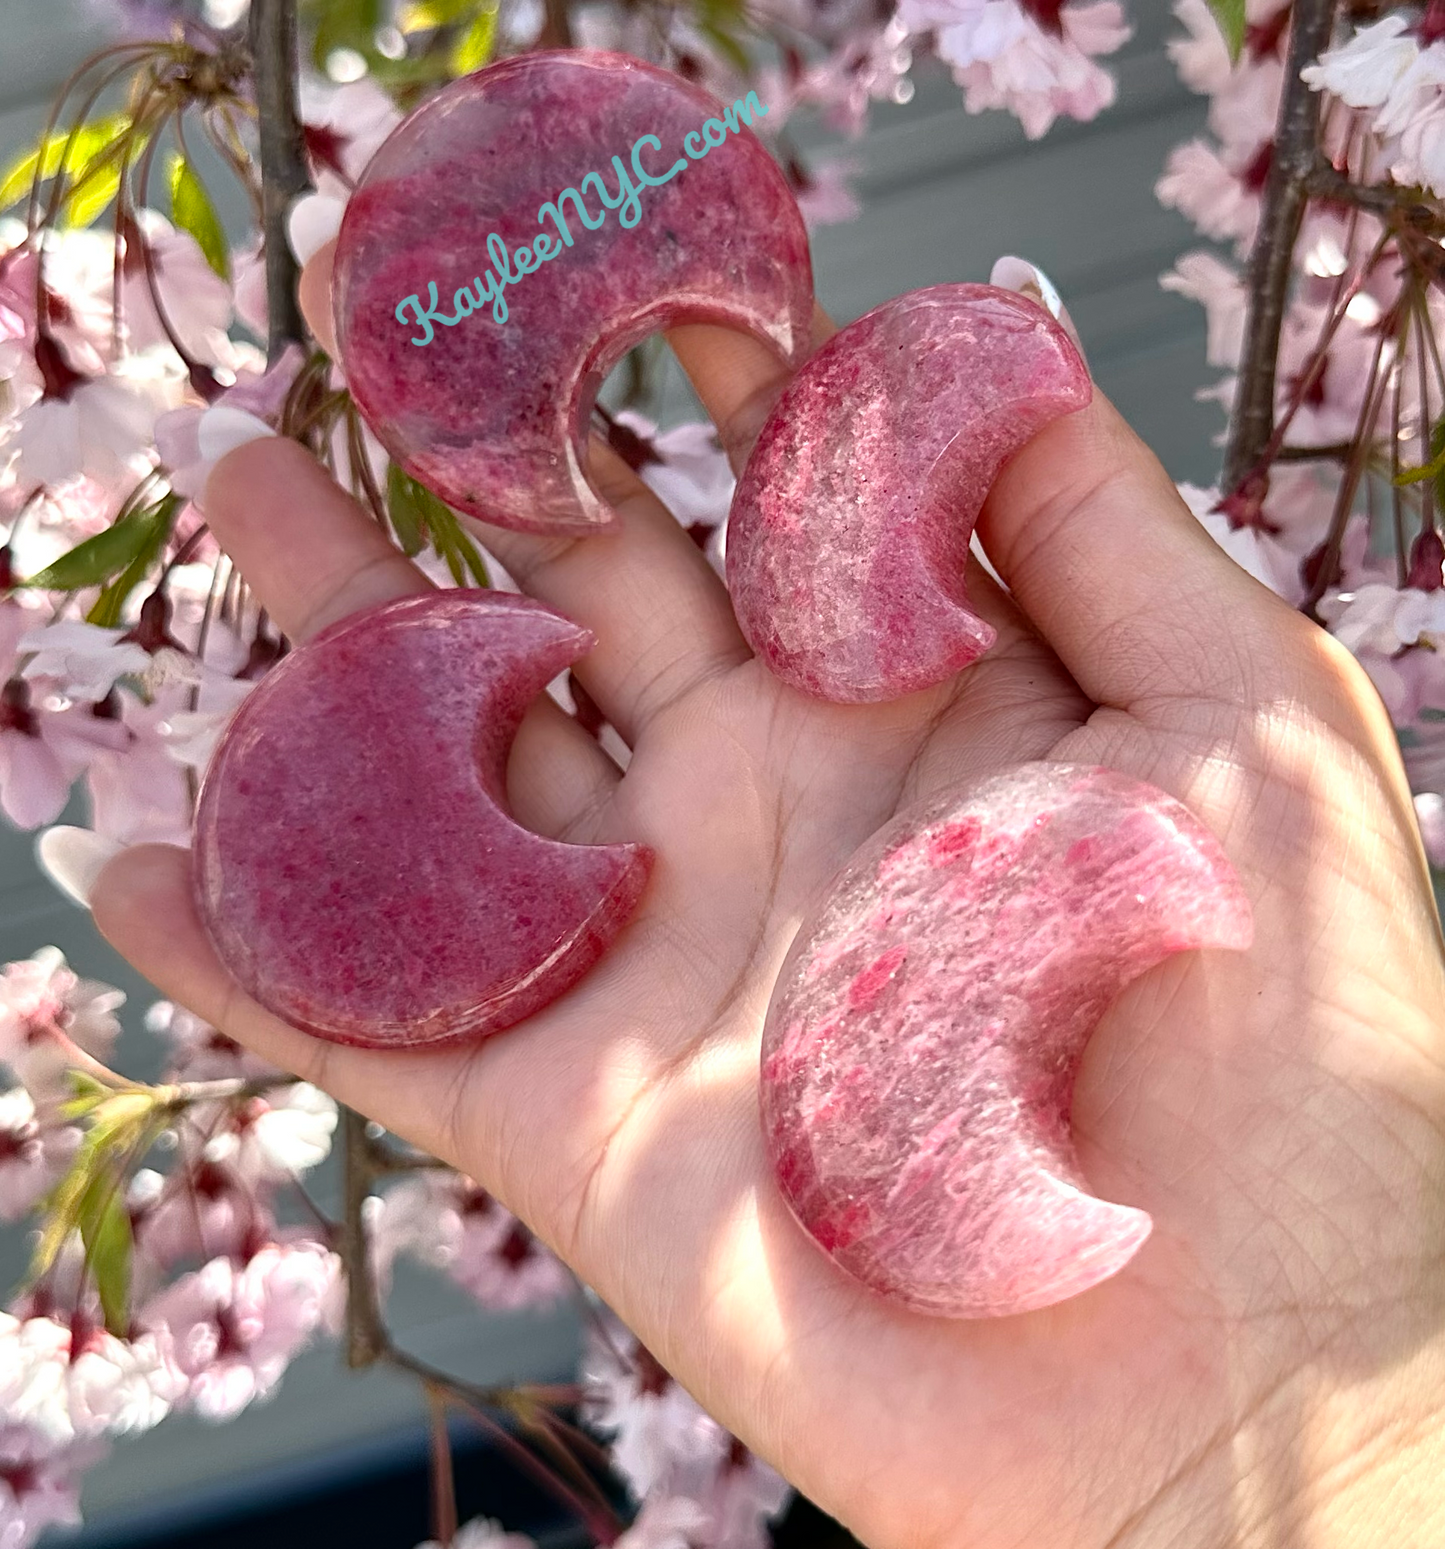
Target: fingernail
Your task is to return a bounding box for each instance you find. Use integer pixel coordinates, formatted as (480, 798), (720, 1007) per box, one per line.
(287, 192), (344, 267)
(990, 256), (1086, 361)
(197, 406), (275, 463)
(36, 827), (125, 909)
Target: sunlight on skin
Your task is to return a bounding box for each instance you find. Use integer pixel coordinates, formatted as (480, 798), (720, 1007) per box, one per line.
(85, 238), (1445, 1548)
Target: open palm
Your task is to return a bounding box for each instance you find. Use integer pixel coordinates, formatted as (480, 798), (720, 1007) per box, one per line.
(92, 252), (1445, 1549)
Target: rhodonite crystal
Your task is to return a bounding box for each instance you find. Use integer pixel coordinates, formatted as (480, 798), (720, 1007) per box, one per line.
(193, 592), (652, 1049)
(727, 284), (1091, 702)
(760, 763), (1252, 1317)
(333, 50), (813, 534)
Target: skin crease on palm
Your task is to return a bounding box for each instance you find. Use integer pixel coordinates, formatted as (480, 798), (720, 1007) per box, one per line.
(87, 240), (1445, 1549)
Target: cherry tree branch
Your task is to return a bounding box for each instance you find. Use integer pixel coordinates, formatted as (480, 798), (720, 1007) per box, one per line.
(247, 0), (309, 361)
(1221, 0), (1342, 495)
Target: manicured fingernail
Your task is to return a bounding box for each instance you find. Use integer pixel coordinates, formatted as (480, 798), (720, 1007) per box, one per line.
(197, 406), (275, 463)
(36, 827), (126, 909)
(287, 192), (344, 266)
(990, 256), (1085, 361)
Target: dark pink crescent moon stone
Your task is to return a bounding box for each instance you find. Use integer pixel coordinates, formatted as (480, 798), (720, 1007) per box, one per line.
(760, 763), (1253, 1318)
(193, 591), (652, 1049)
(332, 49), (813, 534)
(726, 284), (1092, 702)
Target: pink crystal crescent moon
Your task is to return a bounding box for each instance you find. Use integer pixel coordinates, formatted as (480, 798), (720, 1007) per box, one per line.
(333, 50), (813, 535)
(727, 284), (1092, 702)
(193, 592), (652, 1049)
(760, 763), (1253, 1318)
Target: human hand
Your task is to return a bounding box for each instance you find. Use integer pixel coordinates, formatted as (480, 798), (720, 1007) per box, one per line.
(89, 247), (1445, 1549)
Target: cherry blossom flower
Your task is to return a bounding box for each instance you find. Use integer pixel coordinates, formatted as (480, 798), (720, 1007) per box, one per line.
(1302, 15), (1445, 197)
(1156, 138), (1266, 252)
(1160, 253), (1248, 369)
(1176, 483), (1305, 603)
(0, 947), (123, 1095)
(788, 16), (916, 136)
(0, 1314), (172, 1447)
(581, 1315), (730, 1501)
(4, 367), (166, 490)
(0, 1420), (103, 1549)
(0, 1087), (79, 1221)
(16, 621), (192, 703)
(374, 1173), (571, 1312)
(200, 1083), (338, 1183)
(673, 1440), (792, 1549)
(153, 343), (302, 499)
(615, 413), (736, 531)
(132, 1158), (276, 1272)
(141, 1241), (341, 1419)
(795, 158), (864, 228)
(147, 1000), (277, 1084)
(415, 1517), (537, 1549)
(900, 0), (1131, 140)
(614, 1495), (711, 1549)
(1414, 791), (1445, 866)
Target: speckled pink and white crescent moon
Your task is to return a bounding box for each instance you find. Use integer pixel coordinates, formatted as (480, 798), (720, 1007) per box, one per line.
(726, 284), (1092, 703)
(332, 50), (813, 535)
(193, 592), (652, 1049)
(761, 763), (1253, 1318)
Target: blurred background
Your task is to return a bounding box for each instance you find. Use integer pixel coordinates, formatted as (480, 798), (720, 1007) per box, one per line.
(0, 0), (1220, 1541)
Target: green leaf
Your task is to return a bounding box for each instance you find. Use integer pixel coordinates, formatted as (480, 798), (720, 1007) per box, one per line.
(86, 495), (181, 626)
(385, 462), (430, 557)
(398, 0), (471, 28)
(0, 113), (132, 216)
(24, 501), (175, 594)
(386, 465), (490, 583)
(167, 153), (230, 281)
(1395, 416), (1445, 518)
(449, 5), (497, 75)
(58, 1071), (112, 1124)
(78, 1162), (132, 1336)
(310, 0), (382, 69)
(697, 19), (751, 76)
(31, 1091), (153, 1282)
(1206, 0), (1247, 62)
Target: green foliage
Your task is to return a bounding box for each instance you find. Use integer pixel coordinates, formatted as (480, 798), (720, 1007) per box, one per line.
(306, 0), (383, 71)
(450, 5), (498, 75)
(23, 496), (177, 595)
(398, 0), (474, 26)
(78, 1163), (133, 1337)
(85, 495), (182, 627)
(1206, 0), (1246, 63)
(386, 464), (490, 586)
(0, 113), (138, 228)
(167, 153), (230, 280)
(1395, 416), (1445, 517)
(33, 1091), (159, 1335)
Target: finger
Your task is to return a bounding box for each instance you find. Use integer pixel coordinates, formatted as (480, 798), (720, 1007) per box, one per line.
(465, 444), (751, 745)
(202, 436), (620, 831)
(665, 301), (835, 470)
(299, 239), (338, 356)
(668, 302), (1085, 683)
(90, 845), (522, 1174)
(974, 389), (1311, 711)
(306, 236), (751, 744)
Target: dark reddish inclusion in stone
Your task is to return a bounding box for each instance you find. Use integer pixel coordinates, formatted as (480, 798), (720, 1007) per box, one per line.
(193, 592), (652, 1049)
(726, 285), (1091, 703)
(333, 50), (813, 534)
(760, 763), (1253, 1318)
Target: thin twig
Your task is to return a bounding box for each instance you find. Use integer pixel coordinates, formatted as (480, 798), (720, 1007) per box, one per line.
(428, 1385), (459, 1547)
(1222, 0), (1342, 493)
(247, 0), (309, 361)
(341, 1106), (388, 1368)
